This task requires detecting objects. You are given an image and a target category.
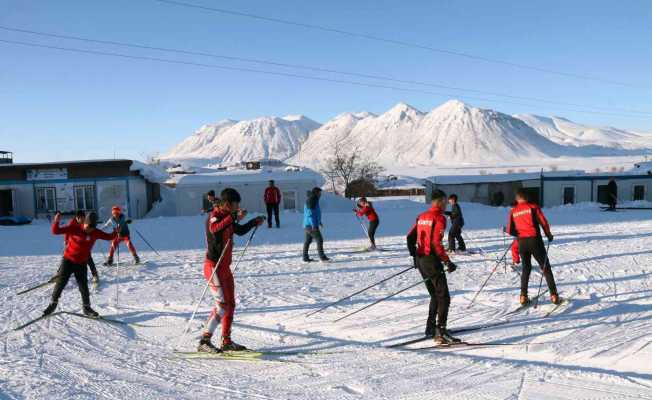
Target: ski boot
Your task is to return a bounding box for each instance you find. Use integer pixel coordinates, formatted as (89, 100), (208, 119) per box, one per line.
(550, 294), (561, 305)
(134, 255), (141, 265)
(103, 257), (114, 267)
(83, 305), (99, 318)
(519, 294), (529, 305)
(434, 327), (461, 345)
(319, 255), (331, 262)
(303, 256), (314, 263)
(197, 336), (222, 353)
(43, 302), (58, 316)
(221, 337), (247, 351)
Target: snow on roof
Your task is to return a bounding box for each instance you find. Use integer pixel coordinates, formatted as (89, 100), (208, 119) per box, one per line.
(0, 159), (132, 168)
(130, 160), (169, 183)
(427, 170), (586, 185)
(376, 175), (425, 190)
(169, 166), (323, 186)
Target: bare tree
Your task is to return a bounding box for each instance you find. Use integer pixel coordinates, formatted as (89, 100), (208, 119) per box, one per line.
(320, 135), (384, 197)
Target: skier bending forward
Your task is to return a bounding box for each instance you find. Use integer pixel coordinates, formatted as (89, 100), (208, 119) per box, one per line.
(407, 189), (460, 345)
(44, 212), (116, 317)
(199, 188), (265, 353)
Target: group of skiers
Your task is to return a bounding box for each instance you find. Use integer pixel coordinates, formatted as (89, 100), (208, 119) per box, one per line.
(39, 180), (559, 351)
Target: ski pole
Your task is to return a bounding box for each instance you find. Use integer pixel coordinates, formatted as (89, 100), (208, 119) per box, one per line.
(173, 238), (232, 351)
(115, 235), (120, 308)
(533, 241), (552, 309)
(466, 243), (512, 309)
(306, 264), (414, 318)
(134, 228), (160, 256)
(334, 271), (447, 323)
(232, 225), (259, 274)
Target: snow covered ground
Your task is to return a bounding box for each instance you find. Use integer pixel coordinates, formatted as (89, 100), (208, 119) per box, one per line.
(1, 199), (651, 399)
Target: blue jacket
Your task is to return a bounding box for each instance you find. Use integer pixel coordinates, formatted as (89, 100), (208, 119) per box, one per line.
(102, 214), (130, 237)
(303, 193), (321, 229)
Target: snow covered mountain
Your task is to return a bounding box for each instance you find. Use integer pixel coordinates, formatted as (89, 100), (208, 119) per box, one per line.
(514, 114), (646, 150)
(161, 115), (320, 165)
(162, 100), (651, 169)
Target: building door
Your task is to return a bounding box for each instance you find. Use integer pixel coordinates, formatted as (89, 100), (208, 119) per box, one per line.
(597, 185), (609, 204)
(0, 190), (13, 216)
(633, 185), (646, 201)
(36, 187), (57, 213)
(562, 186), (575, 204)
(282, 191), (297, 210)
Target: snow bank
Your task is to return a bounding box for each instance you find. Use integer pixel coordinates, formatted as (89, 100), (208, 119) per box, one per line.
(130, 160), (169, 183)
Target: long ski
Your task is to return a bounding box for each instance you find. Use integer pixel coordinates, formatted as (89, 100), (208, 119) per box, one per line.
(413, 341), (527, 351)
(16, 276), (57, 296)
(13, 311), (62, 331)
(542, 296), (573, 318)
(385, 335), (432, 348)
(60, 311), (153, 327)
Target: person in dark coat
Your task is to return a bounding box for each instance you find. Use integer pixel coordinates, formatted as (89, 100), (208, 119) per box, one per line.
(264, 180), (282, 228)
(607, 178), (618, 211)
(444, 194), (466, 252)
(202, 190), (217, 214)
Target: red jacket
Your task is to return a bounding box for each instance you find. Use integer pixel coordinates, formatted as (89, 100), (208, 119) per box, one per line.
(64, 219), (80, 246)
(264, 187), (281, 204)
(205, 208), (258, 266)
(506, 201), (551, 239)
(52, 221), (115, 264)
(407, 205), (449, 263)
(356, 205), (378, 222)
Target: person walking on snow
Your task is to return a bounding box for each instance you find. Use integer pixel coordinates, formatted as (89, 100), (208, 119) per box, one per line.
(264, 180), (282, 228)
(103, 206), (140, 265)
(354, 197), (379, 250)
(303, 187), (330, 262)
(202, 190), (217, 214)
(444, 194), (466, 253)
(64, 210), (100, 285)
(43, 212), (116, 317)
(506, 189), (560, 305)
(606, 178), (618, 211)
(198, 188), (265, 353)
(406, 189), (460, 345)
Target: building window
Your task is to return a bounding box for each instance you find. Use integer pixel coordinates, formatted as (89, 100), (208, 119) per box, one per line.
(74, 185), (96, 211)
(282, 191), (297, 210)
(562, 186), (575, 204)
(36, 187), (57, 212)
(633, 185), (645, 201)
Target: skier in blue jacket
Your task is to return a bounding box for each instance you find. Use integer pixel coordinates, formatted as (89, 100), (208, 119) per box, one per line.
(303, 187), (329, 262)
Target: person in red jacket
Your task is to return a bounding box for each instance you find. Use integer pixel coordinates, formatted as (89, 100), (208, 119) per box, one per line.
(407, 189), (460, 345)
(43, 211), (116, 317)
(506, 189), (559, 305)
(62, 210), (99, 285)
(354, 197), (380, 250)
(264, 180), (282, 228)
(198, 188), (265, 353)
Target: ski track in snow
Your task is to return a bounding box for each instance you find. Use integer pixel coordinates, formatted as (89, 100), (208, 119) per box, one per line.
(1, 200), (651, 399)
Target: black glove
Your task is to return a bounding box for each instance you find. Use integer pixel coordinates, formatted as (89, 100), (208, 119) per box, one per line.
(546, 233), (554, 242)
(445, 261), (457, 273)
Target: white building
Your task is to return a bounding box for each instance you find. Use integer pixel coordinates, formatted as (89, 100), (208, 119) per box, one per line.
(167, 165), (324, 216)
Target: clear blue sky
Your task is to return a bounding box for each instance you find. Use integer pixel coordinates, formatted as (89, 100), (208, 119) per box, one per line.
(1, 0), (651, 163)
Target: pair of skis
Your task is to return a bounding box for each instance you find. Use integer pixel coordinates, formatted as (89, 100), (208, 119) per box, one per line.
(13, 310), (138, 331)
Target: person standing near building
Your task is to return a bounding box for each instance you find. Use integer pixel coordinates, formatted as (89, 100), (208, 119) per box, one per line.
(444, 194), (466, 253)
(406, 189), (460, 344)
(198, 188), (265, 353)
(103, 206), (140, 265)
(354, 197), (379, 250)
(607, 178), (618, 211)
(202, 190), (216, 214)
(303, 187), (329, 262)
(43, 211), (116, 317)
(264, 180), (282, 228)
(506, 189), (560, 305)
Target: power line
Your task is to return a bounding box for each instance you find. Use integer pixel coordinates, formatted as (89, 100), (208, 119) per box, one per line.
(1, 38), (650, 120)
(1, 25), (650, 116)
(152, 0), (648, 90)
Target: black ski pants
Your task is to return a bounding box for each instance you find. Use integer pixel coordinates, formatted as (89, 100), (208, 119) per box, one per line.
(266, 203), (280, 228)
(303, 228), (326, 260)
(416, 255), (450, 334)
(518, 237), (558, 296)
(51, 258), (91, 306)
(367, 220), (379, 247)
(448, 223), (466, 251)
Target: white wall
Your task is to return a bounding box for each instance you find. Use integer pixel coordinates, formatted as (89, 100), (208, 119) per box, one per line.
(128, 177), (148, 218)
(97, 180), (128, 221)
(175, 180), (316, 216)
(543, 180), (592, 206)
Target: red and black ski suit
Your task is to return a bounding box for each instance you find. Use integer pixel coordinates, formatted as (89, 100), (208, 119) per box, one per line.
(407, 205), (452, 335)
(506, 201), (558, 296)
(203, 208), (259, 340)
(356, 204), (379, 247)
(51, 217), (115, 306)
(264, 186), (282, 228)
